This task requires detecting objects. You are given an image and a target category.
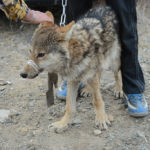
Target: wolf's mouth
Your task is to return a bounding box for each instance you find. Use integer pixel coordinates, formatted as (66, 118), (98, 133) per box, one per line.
(20, 68), (44, 79)
(28, 74), (38, 79)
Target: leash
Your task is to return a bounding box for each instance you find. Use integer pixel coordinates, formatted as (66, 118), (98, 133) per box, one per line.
(60, 0), (67, 26)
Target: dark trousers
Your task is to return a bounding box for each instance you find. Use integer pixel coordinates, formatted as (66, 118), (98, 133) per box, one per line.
(66, 0), (145, 94)
(66, 0), (92, 24)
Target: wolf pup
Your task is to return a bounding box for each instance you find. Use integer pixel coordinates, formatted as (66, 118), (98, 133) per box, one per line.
(20, 6), (123, 132)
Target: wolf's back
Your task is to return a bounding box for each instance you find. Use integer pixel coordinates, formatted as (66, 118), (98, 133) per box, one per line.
(77, 6), (118, 35)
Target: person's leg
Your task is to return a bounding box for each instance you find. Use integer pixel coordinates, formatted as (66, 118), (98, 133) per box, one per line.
(66, 0), (92, 23)
(106, 0), (144, 94)
(106, 0), (148, 117)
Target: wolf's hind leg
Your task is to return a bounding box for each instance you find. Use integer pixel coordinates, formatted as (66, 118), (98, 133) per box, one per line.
(79, 83), (92, 97)
(49, 80), (79, 133)
(88, 72), (111, 130)
(114, 70), (124, 98)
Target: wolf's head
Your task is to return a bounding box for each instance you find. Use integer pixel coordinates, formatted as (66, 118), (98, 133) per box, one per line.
(20, 11), (75, 79)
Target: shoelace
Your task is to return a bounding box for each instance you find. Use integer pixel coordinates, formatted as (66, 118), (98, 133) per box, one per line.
(60, 81), (67, 90)
(129, 95), (145, 107)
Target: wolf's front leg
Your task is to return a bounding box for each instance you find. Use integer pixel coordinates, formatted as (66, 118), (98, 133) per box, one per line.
(88, 72), (112, 130)
(49, 80), (79, 133)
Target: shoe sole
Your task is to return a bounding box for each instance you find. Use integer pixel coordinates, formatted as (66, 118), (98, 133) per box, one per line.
(129, 112), (148, 118)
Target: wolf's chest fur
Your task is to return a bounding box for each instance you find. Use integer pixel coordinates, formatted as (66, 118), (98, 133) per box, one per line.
(61, 6), (121, 81)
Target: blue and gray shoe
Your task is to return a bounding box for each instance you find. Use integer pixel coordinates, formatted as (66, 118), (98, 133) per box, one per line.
(127, 94), (148, 117)
(56, 81), (67, 100)
(56, 81), (85, 100)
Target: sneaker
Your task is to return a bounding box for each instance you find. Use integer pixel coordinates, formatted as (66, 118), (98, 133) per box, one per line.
(127, 94), (148, 117)
(56, 81), (85, 100)
(56, 81), (67, 100)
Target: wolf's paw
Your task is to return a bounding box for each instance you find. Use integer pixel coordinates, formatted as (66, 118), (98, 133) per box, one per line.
(114, 89), (124, 99)
(48, 121), (69, 133)
(95, 113), (112, 130)
(79, 85), (91, 97)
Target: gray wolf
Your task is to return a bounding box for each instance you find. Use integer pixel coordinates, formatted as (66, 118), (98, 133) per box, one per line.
(20, 6), (123, 132)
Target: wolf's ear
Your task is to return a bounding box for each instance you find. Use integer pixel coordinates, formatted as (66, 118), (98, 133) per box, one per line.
(45, 11), (54, 23)
(59, 21), (75, 33)
(39, 11), (54, 27)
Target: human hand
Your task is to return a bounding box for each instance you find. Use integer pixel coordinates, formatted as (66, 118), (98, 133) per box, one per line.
(22, 10), (54, 24)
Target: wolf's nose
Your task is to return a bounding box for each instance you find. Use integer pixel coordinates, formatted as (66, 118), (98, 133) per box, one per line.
(20, 73), (27, 78)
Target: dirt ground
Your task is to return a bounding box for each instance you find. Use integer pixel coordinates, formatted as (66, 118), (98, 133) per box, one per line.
(0, 4), (150, 150)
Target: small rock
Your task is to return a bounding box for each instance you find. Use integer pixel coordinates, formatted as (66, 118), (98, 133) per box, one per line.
(18, 144), (36, 150)
(0, 87), (5, 91)
(85, 107), (91, 110)
(9, 110), (21, 118)
(105, 104), (110, 109)
(29, 101), (34, 107)
(7, 81), (12, 85)
(48, 116), (54, 121)
(0, 80), (11, 86)
(140, 145), (149, 150)
(4, 118), (13, 124)
(32, 129), (42, 135)
(71, 119), (82, 125)
(93, 129), (102, 136)
(147, 118), (150, 122)
(81, 109), (87, 113)
(17, 127), (29, 136)
(0, 80), (8, 86)
(102, 146), (113, 150)
(136, 131), (147, 142)
(0, 109), (10, 123)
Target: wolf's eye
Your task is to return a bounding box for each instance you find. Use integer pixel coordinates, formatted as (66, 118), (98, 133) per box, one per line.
(37, 53), (45, 58)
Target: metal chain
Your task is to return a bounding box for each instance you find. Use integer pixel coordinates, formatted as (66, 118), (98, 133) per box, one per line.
(60, 0), (67, 26)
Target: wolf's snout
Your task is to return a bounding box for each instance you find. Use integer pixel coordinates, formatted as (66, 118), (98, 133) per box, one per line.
(20, 73), (28, 78)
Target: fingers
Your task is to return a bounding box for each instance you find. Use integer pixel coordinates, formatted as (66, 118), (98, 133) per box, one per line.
(22, 10), (54, 24)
